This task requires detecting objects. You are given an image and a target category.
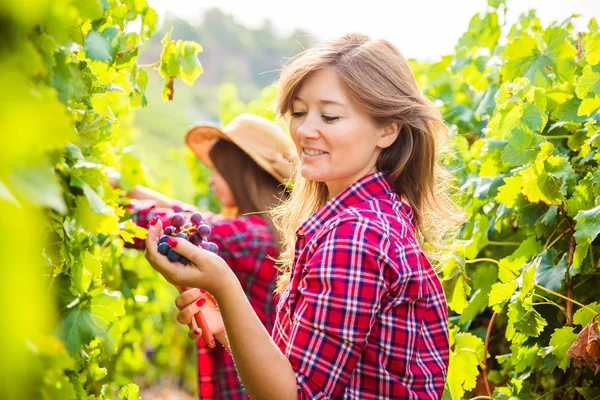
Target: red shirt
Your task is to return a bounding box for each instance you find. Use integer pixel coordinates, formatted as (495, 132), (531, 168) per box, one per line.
(128, 204), (278, 400)
(199, 212), (279, 400)
(272, 171), (449, 399)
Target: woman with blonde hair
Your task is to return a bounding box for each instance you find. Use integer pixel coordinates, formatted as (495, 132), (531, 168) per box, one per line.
(145, 33), (465, 399)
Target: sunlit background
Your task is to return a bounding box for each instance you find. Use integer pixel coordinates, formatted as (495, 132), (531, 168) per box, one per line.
(2, 0), (600, 398)
(132, 0), (600, 205)
(148, 0), (600, 60)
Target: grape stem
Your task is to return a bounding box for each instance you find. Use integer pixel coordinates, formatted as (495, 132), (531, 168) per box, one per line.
(543, 219), (566, 249)
(532, 293), (567, 316)
(565, 237), (576, 325)
(542, 135), (571, 139)
(464, 258), (499, 265)
(557, 205), (575, 233)
(486, 240), (520, 246)
(138, 60), (161, 69)
(534, 284), (598, 317)
(545, 228), (570, 250)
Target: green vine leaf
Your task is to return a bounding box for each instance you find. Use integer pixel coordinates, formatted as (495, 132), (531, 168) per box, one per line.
(447, 331), (486, 399)
(549, 326), (578, 371)
(508, 301), (547, 337)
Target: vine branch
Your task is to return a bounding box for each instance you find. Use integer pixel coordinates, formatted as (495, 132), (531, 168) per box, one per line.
(482, 312), (496, 397)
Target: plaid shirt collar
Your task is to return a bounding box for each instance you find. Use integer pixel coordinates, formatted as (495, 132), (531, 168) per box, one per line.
(296, 171), (394, 238)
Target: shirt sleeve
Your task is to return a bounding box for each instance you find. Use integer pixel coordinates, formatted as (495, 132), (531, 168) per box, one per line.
(203, 216), (238, 269)
(205, 217), (269, 274)
(286, 217), (391, 399)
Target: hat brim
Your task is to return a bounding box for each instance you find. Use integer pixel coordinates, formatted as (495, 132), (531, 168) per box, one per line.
(185, 124), (229, 170)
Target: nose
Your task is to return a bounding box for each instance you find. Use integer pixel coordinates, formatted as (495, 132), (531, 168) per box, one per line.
(295, 115), (320, 140)
(208, 175), (214, 187)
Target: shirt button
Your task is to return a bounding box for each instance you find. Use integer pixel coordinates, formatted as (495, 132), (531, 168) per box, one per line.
(296, 229), (304, 236)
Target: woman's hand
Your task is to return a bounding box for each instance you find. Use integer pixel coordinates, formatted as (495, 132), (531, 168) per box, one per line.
(175, 288), (229, 346)
(144, 219), (238, 297)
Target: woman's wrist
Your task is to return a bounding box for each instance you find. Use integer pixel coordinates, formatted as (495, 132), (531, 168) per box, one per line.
(213, 270), (242, 303)
(211, 273), (242, 349)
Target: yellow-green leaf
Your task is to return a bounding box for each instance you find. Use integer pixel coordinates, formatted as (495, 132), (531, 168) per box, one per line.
(585, 33), (600, 65)
(549, 326), (578, 371)
(489, 281), (518, 312)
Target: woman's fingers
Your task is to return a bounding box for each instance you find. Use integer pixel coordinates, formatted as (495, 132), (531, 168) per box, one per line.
(175, 288), (204, 310)
(187, 315), (202, 341)
(176, 289), (209, 342)
(145, 229), (201, 287)
(167, 237), (216, 269)
(144, 225), (159, 265)
(188, 327), (202, 341)
(145, 225), (230, 290)
(176, 297), (208, 325)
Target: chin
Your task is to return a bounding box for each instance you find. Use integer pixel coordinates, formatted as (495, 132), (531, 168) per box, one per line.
(300, 167), (326, 182)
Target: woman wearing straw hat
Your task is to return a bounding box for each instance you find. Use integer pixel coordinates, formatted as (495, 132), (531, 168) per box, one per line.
(124, 113), (297, 399)
(145, 33), (465, 399)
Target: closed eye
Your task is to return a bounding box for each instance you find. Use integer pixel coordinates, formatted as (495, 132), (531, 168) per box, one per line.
(322, 115), (339, 123)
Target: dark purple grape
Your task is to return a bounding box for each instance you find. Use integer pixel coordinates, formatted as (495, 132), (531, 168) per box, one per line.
(159, 235), (169, 244)
(190, 212), (203, 227)
(199, 242), (210, 251)
(158, 242), (170, 255)
(198, 224), (211, 237)
(189, 232), (202, 245)
(180, 256), (190, 265)
(167, 248), (181, 262)
(208, 242), (218, 253)
(175, 233), (187, 239)
(169, 213), (185, 228)
(183, 223), (192, 230)
(164, 226), (175, 236)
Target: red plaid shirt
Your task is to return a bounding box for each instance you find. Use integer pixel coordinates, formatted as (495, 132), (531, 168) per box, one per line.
(199, 212), (279, 400)
(272, 171), (449, 399)
(127, 203), (279, 400)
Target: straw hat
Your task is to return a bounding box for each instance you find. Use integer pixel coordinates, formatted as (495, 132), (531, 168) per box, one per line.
(185, 114), (298, 184)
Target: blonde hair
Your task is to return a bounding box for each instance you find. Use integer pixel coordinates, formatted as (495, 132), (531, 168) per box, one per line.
(270, 33), (466, 293)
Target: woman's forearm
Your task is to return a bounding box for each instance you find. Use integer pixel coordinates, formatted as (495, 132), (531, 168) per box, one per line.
(216, 284), (297, 400)
(126, 185), (178, 209)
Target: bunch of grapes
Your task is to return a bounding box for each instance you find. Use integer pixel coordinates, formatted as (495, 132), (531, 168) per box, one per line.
(157, 212), (218, 264)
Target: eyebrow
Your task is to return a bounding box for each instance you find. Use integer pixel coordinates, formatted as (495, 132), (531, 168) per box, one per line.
(292, 96), (346, 107)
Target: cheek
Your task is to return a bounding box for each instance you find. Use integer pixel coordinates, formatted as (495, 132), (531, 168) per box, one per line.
(225, 190), (236, 207)
(289, 125), (300, 141)
(220, 181), (234, 201)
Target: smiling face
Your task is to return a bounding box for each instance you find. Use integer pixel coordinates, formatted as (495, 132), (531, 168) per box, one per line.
(289, 67), (399, 199)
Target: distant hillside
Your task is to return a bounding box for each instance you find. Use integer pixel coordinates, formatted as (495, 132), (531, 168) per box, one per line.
(138, 7), (317, 102)
(131, 8), (317, 205)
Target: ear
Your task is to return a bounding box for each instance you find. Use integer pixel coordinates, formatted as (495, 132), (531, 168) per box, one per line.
(376, 122), (401, 149)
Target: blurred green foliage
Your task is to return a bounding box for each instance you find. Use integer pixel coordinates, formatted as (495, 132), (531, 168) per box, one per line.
(409, 1), (600, 397)
(3, 0), (600, 399)
(0, 0), (203, 398)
